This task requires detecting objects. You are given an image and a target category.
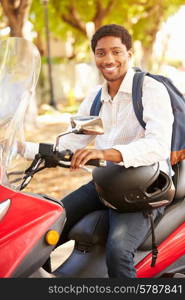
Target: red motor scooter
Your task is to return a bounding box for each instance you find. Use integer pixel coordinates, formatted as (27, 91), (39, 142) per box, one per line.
(0, 37), (185, 278)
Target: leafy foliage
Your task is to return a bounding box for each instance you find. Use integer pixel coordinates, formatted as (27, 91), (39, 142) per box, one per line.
(31, 0), (185, 49)
(1, 0), (185, 66)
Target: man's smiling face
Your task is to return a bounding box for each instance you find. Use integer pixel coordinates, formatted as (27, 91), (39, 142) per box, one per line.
(94, 36), (132, 84)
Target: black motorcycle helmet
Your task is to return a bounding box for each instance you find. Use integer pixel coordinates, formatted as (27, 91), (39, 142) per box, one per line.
(92, 163), (175, 212)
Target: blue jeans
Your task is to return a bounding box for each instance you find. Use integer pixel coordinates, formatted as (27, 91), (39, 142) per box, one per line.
(61, 181), (164, 278)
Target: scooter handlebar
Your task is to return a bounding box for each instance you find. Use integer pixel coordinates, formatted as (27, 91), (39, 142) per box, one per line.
(38, 144), (107, 168)
(19, 145), (106, 190)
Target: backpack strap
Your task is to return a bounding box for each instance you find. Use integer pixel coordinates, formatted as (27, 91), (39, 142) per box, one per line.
(133, 71), (173, 175)
(90, 89), (102, 116)
(132, 71), (146, 129)
(92, 74), (147, 122)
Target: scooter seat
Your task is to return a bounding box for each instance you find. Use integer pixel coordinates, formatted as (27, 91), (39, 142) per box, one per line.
(68, 210), (108, 247)
(139, 198), (185, 250)
(69, 198), (185, 251)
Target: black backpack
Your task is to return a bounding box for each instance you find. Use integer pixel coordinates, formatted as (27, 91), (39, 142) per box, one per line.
(90, 68), (185, 166)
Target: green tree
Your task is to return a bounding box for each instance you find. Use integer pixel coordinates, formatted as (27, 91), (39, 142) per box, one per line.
(131, 0), (185, 69)
(34, 0), (184, 68)
(1, 0), (185, 67)
(0, 5), (6, 30)
(50, 0), (117, 36)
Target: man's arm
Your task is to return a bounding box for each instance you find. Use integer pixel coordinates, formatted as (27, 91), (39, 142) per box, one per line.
(17, 141), (39, 159)
(71, 79), (174, 171)
(112, 78), (174, 168)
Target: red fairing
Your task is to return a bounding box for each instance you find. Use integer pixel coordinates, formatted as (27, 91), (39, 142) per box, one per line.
(136, 222), (185, 277)
(0, 185), (64, 278)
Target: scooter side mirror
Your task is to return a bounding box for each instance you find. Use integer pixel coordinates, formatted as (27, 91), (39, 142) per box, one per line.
(54, 116), (104, 151)
(70, 116), (104, 135)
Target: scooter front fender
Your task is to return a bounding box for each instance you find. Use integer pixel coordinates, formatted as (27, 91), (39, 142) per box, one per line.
(0, 185), (66, 278)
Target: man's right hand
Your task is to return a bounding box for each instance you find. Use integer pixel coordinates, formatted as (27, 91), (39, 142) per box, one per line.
(17, 141), (26, 156)
(17, 141), (39, 160)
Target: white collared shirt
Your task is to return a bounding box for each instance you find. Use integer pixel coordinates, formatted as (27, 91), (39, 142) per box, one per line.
(25, 68), (174, 174)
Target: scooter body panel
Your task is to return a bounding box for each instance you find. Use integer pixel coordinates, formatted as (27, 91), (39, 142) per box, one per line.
(136, 222), (185, 277)
(0, 185), (65, 278)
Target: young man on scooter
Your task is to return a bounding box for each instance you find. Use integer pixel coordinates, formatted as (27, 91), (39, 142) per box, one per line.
(22, 24), (174, 278)
(55, 24), (174, 278)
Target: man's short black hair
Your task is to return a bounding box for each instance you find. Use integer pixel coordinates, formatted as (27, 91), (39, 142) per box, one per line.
(91, 24), (132, 53)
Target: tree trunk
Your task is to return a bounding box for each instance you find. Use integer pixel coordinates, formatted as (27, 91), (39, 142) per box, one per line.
(141, 46), (154, 71)
(34, 31), (45, 56)
(9, 19), (24, 37)
(1, 0), (32, 37)
(58, 0), (116, 37)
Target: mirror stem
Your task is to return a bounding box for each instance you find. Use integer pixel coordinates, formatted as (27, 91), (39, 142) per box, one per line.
(54, 129), (78, 152)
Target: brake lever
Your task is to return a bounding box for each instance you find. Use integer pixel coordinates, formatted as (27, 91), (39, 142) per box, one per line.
(19, 148), (70, 190)
(19, 155), (45, 190)
(24, 154), (44, 174)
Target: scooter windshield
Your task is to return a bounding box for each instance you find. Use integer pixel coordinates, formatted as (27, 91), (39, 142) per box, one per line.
(0, 37), (41, 189)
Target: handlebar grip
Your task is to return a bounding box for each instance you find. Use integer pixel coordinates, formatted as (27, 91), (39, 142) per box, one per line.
(48, 149), (107, 168)
(85, 159), (107, 167)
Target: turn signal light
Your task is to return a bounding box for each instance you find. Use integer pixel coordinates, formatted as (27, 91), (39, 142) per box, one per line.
(45, 230), (60, 245)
